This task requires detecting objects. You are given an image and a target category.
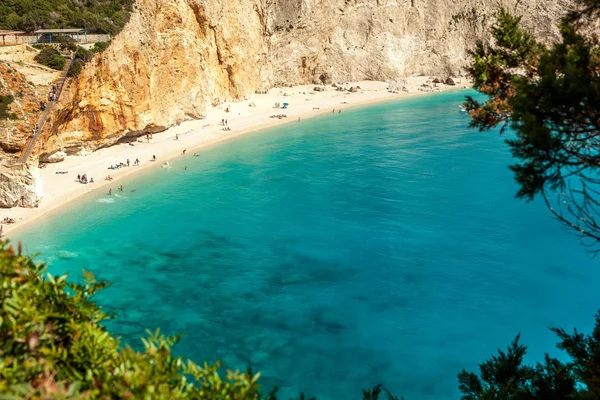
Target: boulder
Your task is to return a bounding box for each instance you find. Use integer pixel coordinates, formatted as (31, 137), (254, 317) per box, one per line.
(313, 86), (324, 92)
(349, 86), (359, 92)
(0, 170), (41, 208)
(39, 150), (67, 163)
(445, 77), (456, 85)
(432, 77), (441, 84)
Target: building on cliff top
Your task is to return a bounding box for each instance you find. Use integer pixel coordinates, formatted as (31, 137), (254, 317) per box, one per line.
(0, 30), (25, 46)
(34, 29), (87, 44)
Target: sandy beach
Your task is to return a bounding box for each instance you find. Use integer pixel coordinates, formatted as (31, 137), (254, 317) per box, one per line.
(3, 78), (469, 237)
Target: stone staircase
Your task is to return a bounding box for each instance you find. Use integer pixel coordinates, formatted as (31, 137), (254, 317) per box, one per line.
(20, 56), (74, 166)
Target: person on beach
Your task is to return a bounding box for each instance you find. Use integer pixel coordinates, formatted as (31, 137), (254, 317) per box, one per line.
(135, 158), (140, 165)
(77, 174), (81, 182)
(175, 134), (179, 141)
(90, 178), (94, 183)
(225, 119), (228, 126)
(153, 155), (157, 161)
(109, 189), (112, 195)
(183, 149), (186, 155)
(119, 185), (123, 191)
(127, 159), (130, 166)
(221, 118), (224, 125)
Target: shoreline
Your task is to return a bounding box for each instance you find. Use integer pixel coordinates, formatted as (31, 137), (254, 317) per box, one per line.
(4, 79), (470, 238)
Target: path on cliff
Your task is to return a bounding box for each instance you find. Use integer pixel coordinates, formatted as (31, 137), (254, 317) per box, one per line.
(20, 56), (74, 166)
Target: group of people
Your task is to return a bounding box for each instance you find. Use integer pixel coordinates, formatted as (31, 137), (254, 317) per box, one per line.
(31, 123), (39, 137)
(76, 173), (93, 184)
(48, 84), (58, 102)
(39, 101), (47, 111)
(270, 114), (288, 119)
(107, 158), (141, 171)
(1, 217), (15, 224)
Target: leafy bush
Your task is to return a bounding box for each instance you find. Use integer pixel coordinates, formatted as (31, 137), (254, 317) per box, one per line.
(0, 241), (266, 399)
(74, 47), (93, 62)
(66, 47), (95, 77)
(92, 41), (110, 53)
(34, 47), (66, 70)
(0, 95), (17, 119)
(67, 58), (84, 78)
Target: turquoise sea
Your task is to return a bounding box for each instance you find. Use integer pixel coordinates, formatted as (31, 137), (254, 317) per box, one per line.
(13, 90), (600, 399)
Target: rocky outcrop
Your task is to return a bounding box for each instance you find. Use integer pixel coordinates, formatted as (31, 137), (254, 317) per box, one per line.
(0, 61), (44, 209)
(0, 170), (40, 208)
(0, 62), (43, 165)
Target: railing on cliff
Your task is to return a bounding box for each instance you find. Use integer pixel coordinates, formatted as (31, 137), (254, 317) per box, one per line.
(20, 56), (75, 166)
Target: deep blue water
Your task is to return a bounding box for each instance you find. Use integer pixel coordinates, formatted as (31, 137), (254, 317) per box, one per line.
(13, 91), (600, 399)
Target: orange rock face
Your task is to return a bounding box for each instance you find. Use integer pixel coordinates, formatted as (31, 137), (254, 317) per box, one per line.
(48, 0), (267, 155)
(0, 62), (43, 165)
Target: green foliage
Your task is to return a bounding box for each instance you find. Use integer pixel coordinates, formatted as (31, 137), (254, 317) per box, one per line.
(466, 2), (600, 244)
(67, 47), (94, 77)
(0, 241), (268, 399)
(34, 47), (66, 70)
(67, 58), (84, 78)
(0, 94), (17, 119)
(0, 0), (134, 34)
(458, 317), (600, 399)
(92, 41), (109, 53)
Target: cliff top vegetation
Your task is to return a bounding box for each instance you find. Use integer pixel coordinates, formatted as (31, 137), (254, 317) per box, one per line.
(0, 0), (134, 34)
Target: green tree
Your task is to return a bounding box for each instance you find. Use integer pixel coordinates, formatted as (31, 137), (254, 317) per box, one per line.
(0, 0), (134, 34)
(458, 314), (600, 399)
(465, 1), (600, 247)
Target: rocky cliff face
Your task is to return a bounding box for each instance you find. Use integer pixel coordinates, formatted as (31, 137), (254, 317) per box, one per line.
(42, 0), (573, 158)
(0, 61), (43, 208)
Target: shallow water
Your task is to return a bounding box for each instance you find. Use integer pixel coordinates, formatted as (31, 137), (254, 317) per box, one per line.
(15, 91), (600, 399)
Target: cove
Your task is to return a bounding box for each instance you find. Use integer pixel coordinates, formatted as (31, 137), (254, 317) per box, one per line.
(13, 91), (600, 400)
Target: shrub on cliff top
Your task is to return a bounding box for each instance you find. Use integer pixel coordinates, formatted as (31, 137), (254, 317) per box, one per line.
(34, 47), (66, 70)
(92, 41), (110, 53)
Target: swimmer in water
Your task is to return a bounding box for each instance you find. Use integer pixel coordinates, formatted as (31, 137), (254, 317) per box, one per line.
(184, 166), (188, 170)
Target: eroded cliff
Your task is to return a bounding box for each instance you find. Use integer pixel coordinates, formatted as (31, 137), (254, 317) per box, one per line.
(44, 0), (572, 158)
(0, 0), (576, 208)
